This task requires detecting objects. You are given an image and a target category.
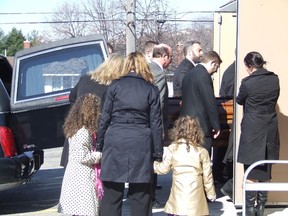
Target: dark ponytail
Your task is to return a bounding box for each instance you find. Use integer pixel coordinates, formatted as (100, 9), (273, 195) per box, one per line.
(244, 51), (266, 69)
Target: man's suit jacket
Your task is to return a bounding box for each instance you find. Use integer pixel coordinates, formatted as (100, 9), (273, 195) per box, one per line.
(180, 64), (220, 137)
(150, 61), (168, 137)
(219, 61), (235, 97)
(173, 58), (195, 97)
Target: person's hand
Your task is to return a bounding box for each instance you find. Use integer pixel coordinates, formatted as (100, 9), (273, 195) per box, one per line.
(153, 161), (158, 173)
(208, 195), (216, 202)
(153, 152), (163, 162)
(209, 197), (216, 202)
(94, 151), (102, 164)
(212, 129), (220, 139)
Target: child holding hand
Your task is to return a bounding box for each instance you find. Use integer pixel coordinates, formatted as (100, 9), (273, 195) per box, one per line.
(154, 116), (216, 216)
(58, 93), (102, 216)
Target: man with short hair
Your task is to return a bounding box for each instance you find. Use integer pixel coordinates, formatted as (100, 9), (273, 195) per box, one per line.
(173, 41), (203, 97)
(180, 51), (221, 153)
(150, 44), (172, 118)
(149, 43), (173, 209)
(144, 40), (159, 63)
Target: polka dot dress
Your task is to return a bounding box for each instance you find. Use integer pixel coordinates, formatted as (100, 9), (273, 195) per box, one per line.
(58, 127), (101, 216)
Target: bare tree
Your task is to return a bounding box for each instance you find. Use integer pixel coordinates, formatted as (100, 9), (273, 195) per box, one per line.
(49, 1), (89, 39)
(47, 0), (214, 60)
(190, 20), (213, 52)
(136, 0), (176, 49)
(81, 0), (127, 53)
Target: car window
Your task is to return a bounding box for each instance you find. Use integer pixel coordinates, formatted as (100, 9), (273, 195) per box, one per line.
(16, 43), (104, 101)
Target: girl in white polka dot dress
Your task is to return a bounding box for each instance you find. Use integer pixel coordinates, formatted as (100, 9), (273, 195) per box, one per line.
(58, 94), (102, 216)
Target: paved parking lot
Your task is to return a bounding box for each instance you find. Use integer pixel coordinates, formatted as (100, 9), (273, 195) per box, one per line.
(1, 147), (287, 216)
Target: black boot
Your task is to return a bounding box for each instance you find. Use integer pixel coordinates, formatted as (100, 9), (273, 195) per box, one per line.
(221, 178), (233, 200)
(245, 191), (257, 216)
(256, 191), (268, 216)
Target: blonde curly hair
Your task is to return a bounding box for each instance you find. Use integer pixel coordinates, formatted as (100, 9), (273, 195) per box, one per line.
(171, 116), (205, 152)
(90, 53), (125, 85)
(63, 93), (101, 138)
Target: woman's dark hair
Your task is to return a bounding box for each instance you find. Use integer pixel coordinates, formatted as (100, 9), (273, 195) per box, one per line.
(244, 51), (266, 69)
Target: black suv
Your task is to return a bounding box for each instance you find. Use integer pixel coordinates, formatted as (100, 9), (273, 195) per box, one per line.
(0, 34), (108, 191)
(0, 54), (43, 191)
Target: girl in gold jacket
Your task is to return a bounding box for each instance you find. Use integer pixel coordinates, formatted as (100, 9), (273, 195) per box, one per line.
(154, 116), (216, 216)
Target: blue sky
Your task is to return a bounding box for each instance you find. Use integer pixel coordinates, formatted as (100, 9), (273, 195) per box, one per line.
(0, 0), (229, 36)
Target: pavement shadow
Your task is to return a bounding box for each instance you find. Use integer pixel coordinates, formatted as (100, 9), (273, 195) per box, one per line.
(0, 168), (64, 214)
(208, 200), (225, 216)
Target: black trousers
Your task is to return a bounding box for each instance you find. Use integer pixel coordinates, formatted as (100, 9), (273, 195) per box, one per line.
(205, 136), (226, 181)
(59, 138), (69, 168)
(100, 181), (152, 216)
(203, 136), (212, 155)
(151, 173), (158, 202)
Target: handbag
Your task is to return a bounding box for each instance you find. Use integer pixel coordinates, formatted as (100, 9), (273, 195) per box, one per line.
(92, 133), (104, 199)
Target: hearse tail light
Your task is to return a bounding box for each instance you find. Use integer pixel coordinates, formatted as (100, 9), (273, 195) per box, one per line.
(54, 94), (69, 101)
(0, 126), (17, 157)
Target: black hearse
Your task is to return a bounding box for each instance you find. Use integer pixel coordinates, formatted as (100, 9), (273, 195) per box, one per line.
(0, 34), (108, 191)
(0, 54), (43, 191)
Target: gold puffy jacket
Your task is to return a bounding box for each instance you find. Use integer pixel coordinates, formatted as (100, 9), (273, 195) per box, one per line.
(154, 139), (216, 216)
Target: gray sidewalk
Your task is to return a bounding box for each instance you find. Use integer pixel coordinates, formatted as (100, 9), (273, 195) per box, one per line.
(8, 174), (287, 216)
(3, 147), (286, 216)
(32, 147), (288, 216)
(121, 173), (241, 216)
(122, 173), (287, 216)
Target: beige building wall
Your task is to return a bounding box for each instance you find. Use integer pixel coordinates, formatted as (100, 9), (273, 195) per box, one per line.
(234, 0), (288, 206)
(213, 12), (237, 96)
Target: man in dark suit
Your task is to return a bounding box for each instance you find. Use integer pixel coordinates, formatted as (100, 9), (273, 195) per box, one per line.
(219, 61), (236, 97)
(173, 41), (203, 97)
(149, 43), (173, 209)
(219, 60), (236, 196)
(180, 51), (222, 153)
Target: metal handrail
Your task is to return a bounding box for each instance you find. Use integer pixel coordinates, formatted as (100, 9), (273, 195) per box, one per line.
(242, 160), (288, 216)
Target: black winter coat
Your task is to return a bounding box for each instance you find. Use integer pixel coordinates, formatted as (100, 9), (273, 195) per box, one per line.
(69, 74), (107, 108)
(96, 72), (163, 183)
(237, 69), (280, 165)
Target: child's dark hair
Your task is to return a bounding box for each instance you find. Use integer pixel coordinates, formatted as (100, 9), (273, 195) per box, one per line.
(63, 93), (101, 138)
(171, 116), (205, 152)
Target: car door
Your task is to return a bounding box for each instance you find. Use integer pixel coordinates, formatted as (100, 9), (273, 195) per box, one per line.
(10, 34), (108, 149)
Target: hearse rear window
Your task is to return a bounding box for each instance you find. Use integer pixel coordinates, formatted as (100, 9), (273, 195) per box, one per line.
(16, 43), (104, 101)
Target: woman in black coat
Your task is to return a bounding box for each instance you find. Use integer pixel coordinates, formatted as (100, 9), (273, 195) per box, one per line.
(237, 51), (280, 216)
(96, 52), (163, 216)
(60, 53), (125, 167)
